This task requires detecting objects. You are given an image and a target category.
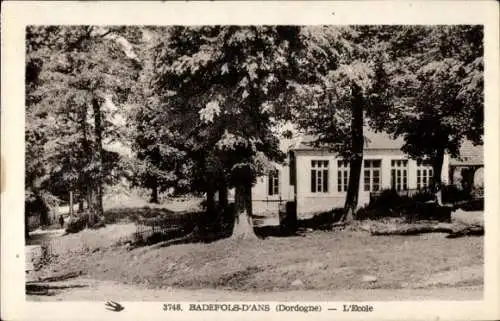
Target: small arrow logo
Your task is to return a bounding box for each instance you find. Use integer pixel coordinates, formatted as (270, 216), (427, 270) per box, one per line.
(105, 300), (124, 312)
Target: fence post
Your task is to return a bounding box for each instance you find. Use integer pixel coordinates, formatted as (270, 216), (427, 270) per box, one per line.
(69, 191), (74, 217)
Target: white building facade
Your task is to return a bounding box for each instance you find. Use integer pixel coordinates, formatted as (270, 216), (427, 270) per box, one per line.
(251, 131), (450, 218)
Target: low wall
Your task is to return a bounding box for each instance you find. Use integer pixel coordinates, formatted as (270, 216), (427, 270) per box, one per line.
(296, 192), (371, 218)
(252, 200), (282, 216)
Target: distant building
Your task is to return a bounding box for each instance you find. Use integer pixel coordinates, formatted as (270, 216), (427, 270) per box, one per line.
(449, 141), (484, 192)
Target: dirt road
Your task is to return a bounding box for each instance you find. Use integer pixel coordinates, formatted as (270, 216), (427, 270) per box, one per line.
(27, 278), (483, 301)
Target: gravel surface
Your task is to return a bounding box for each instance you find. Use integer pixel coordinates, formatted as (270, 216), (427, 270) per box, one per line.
(27, 278), (483, 301)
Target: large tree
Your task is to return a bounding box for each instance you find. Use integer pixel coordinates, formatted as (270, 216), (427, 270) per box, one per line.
(150, 26), (303, 238)
(25, 26), (143, 225)
(373, 25), (484, 198)
(293, 25), (482, 219)
(126, 29), (190, 203)
(293, 26), (392, 222)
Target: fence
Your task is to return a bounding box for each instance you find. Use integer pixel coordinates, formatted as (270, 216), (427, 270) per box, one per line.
(134, 212), (200, 243)
(27, 216), (41, 232)
(252, 198), (285, 217)
(133, 199), (287, 243)
(26, 214), (60, 232)
(27, 234), (99, 257)
(369, 187), (433, 203)
(369, 185), (484, 205)
(26, 237), (87, 272)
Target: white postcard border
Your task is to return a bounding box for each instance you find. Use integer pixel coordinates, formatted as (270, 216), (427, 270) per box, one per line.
(1, 1), (499, 320)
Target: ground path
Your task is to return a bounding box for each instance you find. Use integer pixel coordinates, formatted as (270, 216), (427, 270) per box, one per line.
(27, 278), (483, 301)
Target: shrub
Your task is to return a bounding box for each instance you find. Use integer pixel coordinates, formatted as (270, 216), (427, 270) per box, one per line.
(25, 191), (60, 227)
(360, 188), (451, 222)
(297, 208), (343, 230)
(401, 202), (452, 223)
(279, 201), (298, 233)
(442, 185), (470, 203)
(91, 220), (106, 229)
(133, 232), (145, 245)
(356, 206), (397, 221)
(138, 211), (199, 228)
(32, 243), (58, 270)
(368, 189), (404, 210)
(410, 190), (434, 203)
(65, 214), (88, 234)
(459, 199), (484, 211)
(330, 207), (344, 222)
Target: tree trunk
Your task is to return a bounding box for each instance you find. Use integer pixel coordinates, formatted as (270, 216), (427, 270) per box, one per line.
(150, 179), (159, 204)
(341, 85), (364, 222)
(217, 181), (229, 234)
(87, 188), (95, 226)
(206, 189), (216, 216)
(205, 189), (217, 223)
(69, 190), (74, 216)
(88, 185), (104, 226)
(217, 174), (228, 209)
(232, 183), (258, 239)
(218, 184), (228, 210)
(78, 196), (84, 213)
(97, 184), (103, 215)
(432, 146), (445, 206)
(86, 189), (91, 213)
(25, 214), (30, 241)
(342, 156), (362, 222)
(38, 195), (50, 227)
(90, 97), (104, 223)
(79, 102), (90, 215)
(40, 209), (49, 227)
(202, 188), (220, 235)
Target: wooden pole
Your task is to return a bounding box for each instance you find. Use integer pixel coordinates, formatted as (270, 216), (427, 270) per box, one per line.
(69, 190), (74, 216)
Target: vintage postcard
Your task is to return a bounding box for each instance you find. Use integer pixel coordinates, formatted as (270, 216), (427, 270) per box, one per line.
(1, 1), (499, 320)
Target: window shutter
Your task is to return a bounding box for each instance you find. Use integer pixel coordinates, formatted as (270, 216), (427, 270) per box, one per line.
(311, 170), (316, 193)
(274, 172), (279, 195)
(289, 151), (296, 186)
(323, 169), (329, 192)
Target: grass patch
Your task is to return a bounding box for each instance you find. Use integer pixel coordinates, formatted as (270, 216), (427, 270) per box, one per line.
(34, 229), (483, 292)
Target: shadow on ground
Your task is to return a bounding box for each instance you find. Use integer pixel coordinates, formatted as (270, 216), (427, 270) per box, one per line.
(132, 210), (344, 249)
(255, 210), (345, 237)
(298, 210), (344, 230)
(26, 283), (88, 296)
(104, 207), (181, 223)
(35, 271), (83, 283)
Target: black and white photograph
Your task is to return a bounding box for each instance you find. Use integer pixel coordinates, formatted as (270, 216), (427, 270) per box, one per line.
(1, 1), (499, 321)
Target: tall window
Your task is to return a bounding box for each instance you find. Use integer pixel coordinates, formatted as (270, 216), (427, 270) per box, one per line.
(311, 160), (329, 193)
(391, 160), (408, 191)
(268, 170), (279, 196)
(364, 160), (381, 192)
(337, 160), (349, 192)
(416, 160), (433, 190)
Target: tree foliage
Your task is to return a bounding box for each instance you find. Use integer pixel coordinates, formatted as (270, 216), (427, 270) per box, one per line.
(292, 26), (393, 220)
(148, 26), (304, 237)
(290, 25), (483, 218)
(372, 25), (484, 187)
(125, 28), (192, 201)
(25, 26), (143, 224)
(25, 25), (484, 236)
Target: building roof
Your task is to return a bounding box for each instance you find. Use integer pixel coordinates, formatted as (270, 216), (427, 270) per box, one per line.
(290, 129), (484, 167)
(290, 129), (405, 151)
(449, 140), (484, 166)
